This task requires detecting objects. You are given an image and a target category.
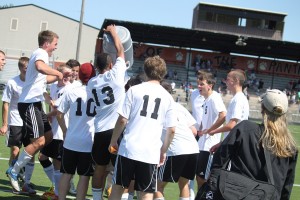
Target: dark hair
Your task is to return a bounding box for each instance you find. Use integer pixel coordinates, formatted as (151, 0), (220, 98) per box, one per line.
(38, 30), (59, 46)
(66, 59), (80, 68)
(18, 57), (29, 68)
(125, 75), (145, 92)
(160, 80), (172, 94)
(96, 53), (112, 73)
(197, 71), (216, 89)
(0, 50), (5, 56)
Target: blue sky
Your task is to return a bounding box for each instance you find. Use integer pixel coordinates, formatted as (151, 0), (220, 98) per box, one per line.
(1, 0), (300, 42)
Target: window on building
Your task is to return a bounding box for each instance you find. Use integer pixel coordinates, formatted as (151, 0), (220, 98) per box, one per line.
(40, 21), (48, 31)
(238, 18), (247, 27)
(10, 18), (18, 31)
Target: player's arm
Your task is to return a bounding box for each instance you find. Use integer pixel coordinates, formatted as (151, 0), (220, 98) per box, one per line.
(109, 114), (127, 153)
(208, 118), (238, 136)
(104, 24), (125, 60)
(203, 111), (226, 135)
(56, 111), (67, 139)
(35, 60), (63, 83)
(160, 126), (175, 166)
(0, 102), (9, 135)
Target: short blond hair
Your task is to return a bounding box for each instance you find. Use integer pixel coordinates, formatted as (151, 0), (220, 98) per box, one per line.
(143, 56), (166, 81)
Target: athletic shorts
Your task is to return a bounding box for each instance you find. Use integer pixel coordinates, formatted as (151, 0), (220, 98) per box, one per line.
(40, 139), (63, 161)
(92, 129), (116, 166)
(6, 126), (23, 148)
(60, 147), (93, 176)
(158, 153), (198, 182)
(18, 102), (51, 146)
(196, 150), (212, 179)
(113, 155), (157, 193)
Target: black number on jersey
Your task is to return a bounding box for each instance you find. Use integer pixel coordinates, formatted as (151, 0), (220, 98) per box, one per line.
(92, 86), (115, 106)
(75, 97), (96, 117)
(140, 95), (161, 119)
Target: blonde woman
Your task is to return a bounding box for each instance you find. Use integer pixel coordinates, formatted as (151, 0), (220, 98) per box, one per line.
(207, 89), (298, 200)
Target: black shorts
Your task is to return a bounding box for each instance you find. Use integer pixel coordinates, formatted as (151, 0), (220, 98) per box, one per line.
(158, 153), (198, 182)
(92, 129), (116, 166)
(60, 147), (93, 176)
(7, 126), (23, 148)
(18, 102), (51, 145)
(40, 139), (63, 160)
(113, 155), (157, 193)
(196, 151), (212, 179)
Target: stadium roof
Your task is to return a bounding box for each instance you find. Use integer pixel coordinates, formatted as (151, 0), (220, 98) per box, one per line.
(99, 19), (300, 62)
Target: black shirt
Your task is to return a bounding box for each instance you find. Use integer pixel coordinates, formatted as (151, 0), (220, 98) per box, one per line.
(211, 120), (298, 200)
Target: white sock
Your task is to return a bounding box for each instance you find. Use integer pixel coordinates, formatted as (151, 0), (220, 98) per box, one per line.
(12, 150), (32, 174)
(54, 170), (61, 195)
(121, 192), (129, 199)
(179, 197), (189, 200)
(128, 192), (134, 200)
(92, 188), (102, 200)
(44, 164), (55, 185)
(154, 198), (164, 200)
(25, 161), (35, 184)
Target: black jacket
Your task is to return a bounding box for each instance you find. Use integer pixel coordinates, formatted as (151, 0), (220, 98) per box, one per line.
(211, 120), (298, 200)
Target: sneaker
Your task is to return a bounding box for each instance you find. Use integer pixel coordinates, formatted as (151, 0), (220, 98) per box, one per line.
(21, 183), (36, 195)
(6, 167), (20, 192)
(69, 178), (77, 195)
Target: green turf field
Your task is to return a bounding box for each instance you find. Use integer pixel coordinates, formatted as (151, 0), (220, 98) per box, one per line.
(0, 99), (299, 199)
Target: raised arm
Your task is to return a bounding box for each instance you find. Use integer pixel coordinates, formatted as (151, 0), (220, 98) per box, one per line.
(104, 24), (125, 60)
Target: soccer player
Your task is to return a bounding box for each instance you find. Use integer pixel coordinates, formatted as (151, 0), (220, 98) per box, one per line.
(196, 71), (226, 189)
(87, 24), (127, 200)
(56, 63), (96, 200)
(6, 30), (64, 193)
(0, 57), (36, 195)
(108, 56), (177, 200)
(39, 64), (73, 199)
(209, 69), (249, 152)
(154, 81), (199, 200)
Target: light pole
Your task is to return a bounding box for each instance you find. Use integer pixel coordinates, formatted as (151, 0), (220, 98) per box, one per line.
(76, 0), (85, 61)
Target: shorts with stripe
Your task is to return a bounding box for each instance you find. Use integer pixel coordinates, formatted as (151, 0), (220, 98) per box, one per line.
(40, 139), (63, 161)
(18, 102), (51, 146)
(113, 155), (157, 193)
(92, 129), (116, 166)
(60, 147), (94, 176)
(196, 150), (212, 179)
(158, 153), (198, 182)
(6, 126), (24, 148)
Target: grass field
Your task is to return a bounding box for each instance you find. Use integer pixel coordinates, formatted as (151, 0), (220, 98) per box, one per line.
(0, 100), (300, 199)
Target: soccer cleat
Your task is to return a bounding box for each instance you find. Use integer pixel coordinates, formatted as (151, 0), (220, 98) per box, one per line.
(21, 183), (36, 195)
(40, 192), (58, 200)
(6, 167), (20, 192)
(105, 186), (112, 197)
(69, 178), (77, 195)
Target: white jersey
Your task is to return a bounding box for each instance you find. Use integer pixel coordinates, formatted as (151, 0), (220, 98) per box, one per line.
(190, 89), (205, 130)
(49, 82), (73, 140)
(2, 75), (25, 126)
(19, 48), (48, 103)
(118, 82), (177, 164)
(56, 85), (95, 152)
(198, 91), (226, 151)
(87, 57), (126, 132)
(162, 103), (198, 156)
(72, 80), (82, 87)
(223, 91), (249, 139)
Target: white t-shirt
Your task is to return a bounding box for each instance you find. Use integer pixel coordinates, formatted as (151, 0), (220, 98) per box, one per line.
(56, 85), (95, 152)
(2, 76), (25, 126)
(223, 91), (249, 139)
(161, 103), (198, 156)
(72, 80), (82, 87)
(87, 57), (126, 132)
(118, 82), (177, 164)
(190, 89), (205, 130)
(19, 48), (48, 103)
(198, 91), (226, 151)
(50, 83), (73, 140)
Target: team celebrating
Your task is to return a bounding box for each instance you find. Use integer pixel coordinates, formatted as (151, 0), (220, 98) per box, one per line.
(0, 24), (298, 200)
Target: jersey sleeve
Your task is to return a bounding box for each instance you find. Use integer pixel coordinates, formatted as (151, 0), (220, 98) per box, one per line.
(56, 91), (71, 114)
(118, 87), (132, 119)
(1, 80), (13, 103)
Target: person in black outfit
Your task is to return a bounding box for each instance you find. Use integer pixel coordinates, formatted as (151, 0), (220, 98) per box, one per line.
(209, 89), (298, 200)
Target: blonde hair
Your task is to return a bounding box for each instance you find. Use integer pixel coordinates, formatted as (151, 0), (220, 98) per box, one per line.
(260, 106), (297, 157)
(57, 63), (71, 73)
(143, 56), (166, 81)
(230, 69), (246, 86)
(38, 30), (59, 46)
